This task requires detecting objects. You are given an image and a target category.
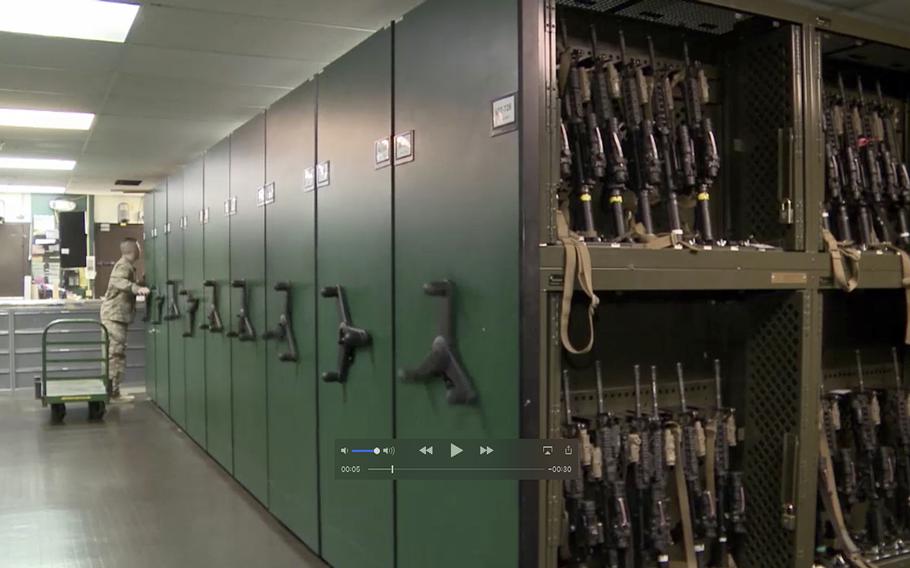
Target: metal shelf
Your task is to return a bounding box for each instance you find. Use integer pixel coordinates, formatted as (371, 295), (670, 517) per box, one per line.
(817, 250), (906, 290)
(540, 245), (823, 291)
(541, 245), (910, 292)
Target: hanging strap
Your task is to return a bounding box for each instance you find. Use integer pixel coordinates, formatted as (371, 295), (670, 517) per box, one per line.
(626, 221), (702, 252)
(821, 229), (860, 293)
(881, 243), (910, 345)
(557, 210), (600, 355)
(670, 424), (698, 567)
(817, 409), (874, 568)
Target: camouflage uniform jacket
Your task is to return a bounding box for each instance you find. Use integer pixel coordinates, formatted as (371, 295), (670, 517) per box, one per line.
(100, 257), (141, 324)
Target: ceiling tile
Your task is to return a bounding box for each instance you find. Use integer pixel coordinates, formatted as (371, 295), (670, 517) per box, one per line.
(101, 94), (264, 123)
(120, 44), (323, 88)
(108, 73), (291, 113)
(128, 4), (372, 61)
(0, 33), (123, 72)
(148, 0), (426, 31)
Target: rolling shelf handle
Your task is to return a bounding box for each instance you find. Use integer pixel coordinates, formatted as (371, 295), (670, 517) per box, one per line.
(263, 282), (298, 362)
(201, 280), (224, 333)
(154, 295), (166, 325)
(179, 289), (200, 338)
(141, 286), (156, 323)
(320, 285), (370, 383)
(165, 280), (181, 320)
(226, 279), (256, 341)
(397, 280), (476, 405)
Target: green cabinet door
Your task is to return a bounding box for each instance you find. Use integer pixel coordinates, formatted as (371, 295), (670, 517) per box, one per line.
(155, 182), (170, 412)
(184, 157), (206, 446)
(229, 114), (269, 503)
(316, 29), (394, 568)
(394, 1), (521, 566)
(204, 137), (233, 472)
(143, 192), (156, 402)
(265, 83), (319, 547)
(167, 171), (187, 427)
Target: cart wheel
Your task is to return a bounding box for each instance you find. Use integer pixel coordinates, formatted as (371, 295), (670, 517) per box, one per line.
(50, 403), (66, 424)
(88, 401), (106, 421)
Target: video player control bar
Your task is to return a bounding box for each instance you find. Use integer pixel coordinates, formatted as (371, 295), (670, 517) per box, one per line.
(335, 439), (581, 480)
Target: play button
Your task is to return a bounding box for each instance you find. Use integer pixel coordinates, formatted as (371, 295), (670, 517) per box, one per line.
(450, 443), (463, 458)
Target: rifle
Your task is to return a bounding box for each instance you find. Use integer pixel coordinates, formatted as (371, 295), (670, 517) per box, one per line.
(818, 373), (876, 568)
(648, 365), (672, 568)
(855, 77), (894, 245)
(850, 350), (888, 549)
(681, 43), (719, 244)
(561, 369), (598, 565)
(710, 360), (741, 567)
(823, 96), (852, 242)
(594, 361), (632, 567)
(648, 37), (685, 239)
(618, 30), (660, 236)
(676, 362), (716, 568)
(627, 364), (652, 566)
(821, 381), (858, 509)
(876, 83), (910, 246)
(836, 75), (875, 248)
(559, 23), (599, 240)
(589, 25), (630, 240)
(891, 347), (910, 528)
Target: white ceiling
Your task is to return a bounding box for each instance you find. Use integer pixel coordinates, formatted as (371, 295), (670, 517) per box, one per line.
(0, 0), (904, 196)
(0, 0), (423, 195)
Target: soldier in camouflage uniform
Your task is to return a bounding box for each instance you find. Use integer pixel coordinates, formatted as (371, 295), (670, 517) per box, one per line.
(100, 238), (149, 398)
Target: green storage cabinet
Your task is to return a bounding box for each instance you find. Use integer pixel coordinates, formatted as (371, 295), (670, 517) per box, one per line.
(183, 157), (206, 446)
(316, 29), (394, 568)
(229, 113), (269, 503)
(204, 137), (233, 472)
(264, 83), (320, 546)
(143, 191), (156, 402)
(154, 181), (170, 412)
(167, 171), (187, 427)
(393, 0), (521, 566)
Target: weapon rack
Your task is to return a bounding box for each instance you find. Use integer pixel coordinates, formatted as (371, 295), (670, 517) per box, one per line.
(540, 1), (910, 567)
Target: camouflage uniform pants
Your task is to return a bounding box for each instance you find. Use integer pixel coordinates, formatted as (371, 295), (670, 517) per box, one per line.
(103, 320), (128, 391)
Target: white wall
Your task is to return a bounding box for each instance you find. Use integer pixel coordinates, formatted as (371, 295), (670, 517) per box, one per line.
(93, 195), (144, 224)
(0, 193), (32, 223)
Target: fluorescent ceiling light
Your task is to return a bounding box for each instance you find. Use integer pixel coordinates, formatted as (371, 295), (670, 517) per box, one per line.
(0, 0), (139, 43)
(0, 108), (94, 130)
(0, 157), (75, 170)
(0, 184), (65, 194)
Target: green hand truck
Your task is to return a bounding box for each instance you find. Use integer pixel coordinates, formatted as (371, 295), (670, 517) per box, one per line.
(34, 318), (111, 423)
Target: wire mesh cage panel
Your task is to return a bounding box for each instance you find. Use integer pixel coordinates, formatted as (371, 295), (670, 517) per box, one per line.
(555, 0), (752, 35)
(559, 290), (805, 567)
(554, 1), (803, 249)
(729, 23), (803, 247)
(741, 294), (803, 567)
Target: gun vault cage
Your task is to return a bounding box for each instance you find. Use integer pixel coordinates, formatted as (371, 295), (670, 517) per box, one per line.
(554, 0), (803, 249)
(139, 0), (910, 566)
(555, 290), (806, 567)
